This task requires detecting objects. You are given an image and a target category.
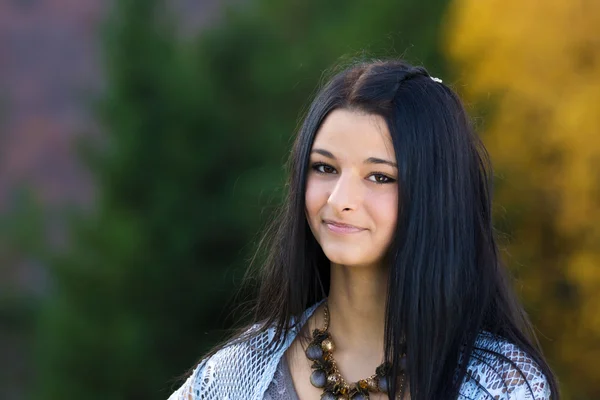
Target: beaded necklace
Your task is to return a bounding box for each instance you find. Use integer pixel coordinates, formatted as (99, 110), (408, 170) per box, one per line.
(305, 302), (406, 399)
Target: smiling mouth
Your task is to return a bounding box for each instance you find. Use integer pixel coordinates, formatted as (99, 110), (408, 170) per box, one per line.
(323, 220), (366, 234)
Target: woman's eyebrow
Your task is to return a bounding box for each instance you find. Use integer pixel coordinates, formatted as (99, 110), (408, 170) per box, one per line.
(365, 157), (398, 169)
(311, 148), (397, 169)
(311, 148), (336, 159)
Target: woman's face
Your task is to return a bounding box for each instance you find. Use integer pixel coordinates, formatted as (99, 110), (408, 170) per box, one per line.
(305, 108), (398, 268)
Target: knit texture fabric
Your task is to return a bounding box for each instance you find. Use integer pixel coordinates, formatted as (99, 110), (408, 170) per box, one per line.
(168, 301), (551, 400)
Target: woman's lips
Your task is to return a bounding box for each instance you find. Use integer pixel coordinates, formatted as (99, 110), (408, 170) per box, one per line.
(323, 220), (366, 234)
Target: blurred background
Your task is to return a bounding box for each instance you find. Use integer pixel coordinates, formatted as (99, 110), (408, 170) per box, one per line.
(0, 0), (598, 399)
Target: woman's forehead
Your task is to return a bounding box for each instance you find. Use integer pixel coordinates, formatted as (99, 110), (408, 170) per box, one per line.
(311, 109), (395, 161)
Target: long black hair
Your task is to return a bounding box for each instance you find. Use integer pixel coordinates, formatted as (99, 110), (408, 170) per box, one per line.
(205, 59), (559, 399)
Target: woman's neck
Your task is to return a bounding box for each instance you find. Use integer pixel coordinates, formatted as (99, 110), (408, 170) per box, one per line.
(325, 262), (389, 360)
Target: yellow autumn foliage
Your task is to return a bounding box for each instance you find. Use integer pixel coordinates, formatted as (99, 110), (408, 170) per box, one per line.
(444, 1), (600, 398)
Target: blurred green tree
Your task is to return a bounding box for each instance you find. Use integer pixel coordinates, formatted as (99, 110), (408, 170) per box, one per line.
(0, 189), (45, 400)
(34, 0), (449, 399)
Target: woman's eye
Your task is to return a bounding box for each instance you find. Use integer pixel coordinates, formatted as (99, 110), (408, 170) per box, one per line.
(311, 163), (395, 184)
(368, 174), (396, 184)
(312, 163), (337, 174)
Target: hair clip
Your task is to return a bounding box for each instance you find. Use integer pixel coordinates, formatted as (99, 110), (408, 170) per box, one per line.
(430, 76), (443, 83)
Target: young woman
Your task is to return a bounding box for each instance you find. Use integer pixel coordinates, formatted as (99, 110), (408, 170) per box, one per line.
(168, 59), (559, 399)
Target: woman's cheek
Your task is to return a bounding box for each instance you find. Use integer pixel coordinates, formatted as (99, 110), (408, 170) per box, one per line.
(370, 191), (398, 231)
(305, 178), (324, 229)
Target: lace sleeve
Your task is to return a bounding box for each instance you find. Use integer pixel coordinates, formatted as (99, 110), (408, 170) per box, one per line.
(461, 336), (551, 400)
(167, 361), (206, 400)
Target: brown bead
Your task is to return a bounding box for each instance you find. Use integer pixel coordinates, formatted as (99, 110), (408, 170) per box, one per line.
(338, 384), (349, 395)
(365, 377), (378, 392)
(321, 338), (335, 352)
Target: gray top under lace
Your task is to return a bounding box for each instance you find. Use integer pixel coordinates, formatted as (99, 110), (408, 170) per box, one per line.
(263, 356), (299, 400)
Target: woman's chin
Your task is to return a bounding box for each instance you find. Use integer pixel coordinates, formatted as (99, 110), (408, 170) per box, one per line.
(323, 252), (373, 268)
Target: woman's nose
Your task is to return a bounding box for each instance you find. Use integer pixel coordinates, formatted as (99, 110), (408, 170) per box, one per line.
(326, 173), (363, 213)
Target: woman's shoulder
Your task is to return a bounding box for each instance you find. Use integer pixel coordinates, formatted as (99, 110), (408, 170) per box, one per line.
(167, 323), (288, 400)
(459, 331), (551, 400)
(167, 301), (331, 399)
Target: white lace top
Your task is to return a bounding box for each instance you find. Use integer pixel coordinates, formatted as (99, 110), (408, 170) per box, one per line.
(168, 300), (551, 399)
